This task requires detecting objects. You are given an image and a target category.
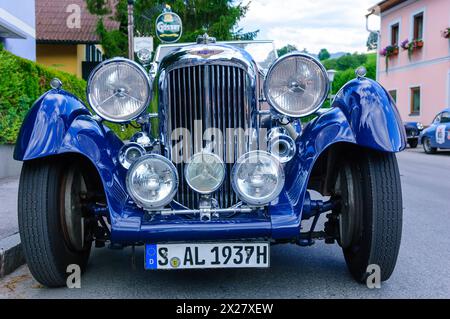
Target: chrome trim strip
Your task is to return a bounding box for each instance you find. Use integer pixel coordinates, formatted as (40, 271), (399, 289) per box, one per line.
(160, 207), (254, 216)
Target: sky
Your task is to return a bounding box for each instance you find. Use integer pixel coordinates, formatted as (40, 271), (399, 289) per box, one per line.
(238, 0), (381, 55)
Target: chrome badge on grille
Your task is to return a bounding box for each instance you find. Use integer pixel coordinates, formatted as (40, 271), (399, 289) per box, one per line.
(189, 48), (225, 59)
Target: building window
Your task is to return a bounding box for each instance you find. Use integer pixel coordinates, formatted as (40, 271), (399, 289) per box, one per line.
(410, 87), (421, 115)
(413, 12), (424, 40)
(389, 90), (397, 103)
(85, 45), (103, 62)
(391, 23), (399, 46)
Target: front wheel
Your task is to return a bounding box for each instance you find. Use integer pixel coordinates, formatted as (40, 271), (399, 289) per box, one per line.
(332, 150), (402, 283)
(408, 139), (418, 148)
(18, 158), (94, 287)
(423, 137), (437, 154)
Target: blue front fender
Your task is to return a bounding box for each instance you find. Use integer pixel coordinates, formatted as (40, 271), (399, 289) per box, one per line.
(331, 77), (406, 152)
(270, 77), (406, 239)
(14, 90), (129, 237)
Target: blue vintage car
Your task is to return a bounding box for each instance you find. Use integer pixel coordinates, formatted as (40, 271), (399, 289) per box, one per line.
(404, 121), (424, 148)
(14, 36), (407, 287)
(420, 108), (450, 154)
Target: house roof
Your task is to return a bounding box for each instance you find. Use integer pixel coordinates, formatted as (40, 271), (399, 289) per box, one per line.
(368, 0), (408, 15)
(0, 19), (28, 39)
(36, 0), (119, 44)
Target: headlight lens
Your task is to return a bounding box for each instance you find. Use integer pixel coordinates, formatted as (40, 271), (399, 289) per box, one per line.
(118, 143), (146, 169)
(87, 58), (151, 123)
(417, 122), (424, 130)
(264, 53), (329, 118)
(126, 155), (178, 209)
(185, 152), (225, 194)
(232, 151), (285, 206)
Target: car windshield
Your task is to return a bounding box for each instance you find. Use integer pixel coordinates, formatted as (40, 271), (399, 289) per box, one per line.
(154, 41), (278, 72)
(441, 112), (450, 123)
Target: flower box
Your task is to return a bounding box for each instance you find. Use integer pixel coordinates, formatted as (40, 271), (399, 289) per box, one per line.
(401, 39), (424, 59)
(380, 45), (399, 58)
(379, 45), (399, 72)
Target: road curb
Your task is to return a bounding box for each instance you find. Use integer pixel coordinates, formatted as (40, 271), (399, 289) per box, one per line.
(0, 233), (25, 278)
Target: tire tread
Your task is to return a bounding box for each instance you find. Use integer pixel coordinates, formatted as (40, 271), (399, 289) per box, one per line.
(19, 160), (68, 287)
(367, 151), (402, 281)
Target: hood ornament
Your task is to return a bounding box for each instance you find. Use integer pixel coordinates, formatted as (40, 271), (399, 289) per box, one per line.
(196, 33), (216, 44)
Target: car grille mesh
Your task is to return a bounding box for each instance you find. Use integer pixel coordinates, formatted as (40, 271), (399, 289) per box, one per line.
(166, 64), (250, 209)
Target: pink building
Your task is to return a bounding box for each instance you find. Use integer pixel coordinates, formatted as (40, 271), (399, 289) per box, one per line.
(369, 0), (450, 124)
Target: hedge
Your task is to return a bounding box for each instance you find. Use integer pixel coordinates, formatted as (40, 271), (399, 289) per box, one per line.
(0, 48), (135, 144)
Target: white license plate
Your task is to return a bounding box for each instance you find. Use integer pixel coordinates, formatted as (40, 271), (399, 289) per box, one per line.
(144, 242), (269, 270)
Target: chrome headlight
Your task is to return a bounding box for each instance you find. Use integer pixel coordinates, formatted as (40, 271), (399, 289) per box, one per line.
(126, 155), (178, 209)
(264, 53), (329, 118)
(232, 151), (285, 206)
(87, 58), (151, 123)
(118, 143), (146, 169)
(185, 152), (225, 194)
(417, 122), (424, 130)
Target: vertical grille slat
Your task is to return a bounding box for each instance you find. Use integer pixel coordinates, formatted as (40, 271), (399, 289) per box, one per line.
(168, 64), (249, 209)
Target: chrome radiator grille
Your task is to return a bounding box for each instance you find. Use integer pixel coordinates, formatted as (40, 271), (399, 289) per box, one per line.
(166, 64), (250, 209)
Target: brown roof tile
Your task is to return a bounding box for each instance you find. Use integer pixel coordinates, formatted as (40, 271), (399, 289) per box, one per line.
(36, 0), (120, 43)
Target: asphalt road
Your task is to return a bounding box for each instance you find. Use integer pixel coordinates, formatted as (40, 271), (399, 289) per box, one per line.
(1, 148), (449, 299)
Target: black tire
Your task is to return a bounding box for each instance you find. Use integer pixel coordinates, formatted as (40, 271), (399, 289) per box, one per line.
(408, 139), (418, 148)
(18, 158), (93, 287)
(333, 149), (402, 283)
(423, 137), (437, 154)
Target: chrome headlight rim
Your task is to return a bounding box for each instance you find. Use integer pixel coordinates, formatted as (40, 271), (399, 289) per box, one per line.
(416, 122), (424, 130)
(118, 142), (146, 169)
(184, 152), (226, 195)
(86, 57), (152, 123)
(264, 52), (330, 118)
(231, 151), (285, 206)
(126, 154), (178, 209)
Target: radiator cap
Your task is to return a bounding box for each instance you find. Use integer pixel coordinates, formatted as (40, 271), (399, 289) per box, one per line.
(197, 33), (216, 44)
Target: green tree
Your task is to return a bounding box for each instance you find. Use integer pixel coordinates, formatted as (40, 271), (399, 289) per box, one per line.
(277, 44), (297, 57)
(86, 0), (258, 58)
(323, 53), (368, 72)
(318, 48), (330, 61)
(323, 53), (376, 96)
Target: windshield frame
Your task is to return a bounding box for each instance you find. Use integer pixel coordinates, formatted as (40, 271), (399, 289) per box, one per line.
(153, 40), (278, 71)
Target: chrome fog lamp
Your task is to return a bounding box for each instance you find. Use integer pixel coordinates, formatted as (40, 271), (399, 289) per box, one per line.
(232, 151), (285, 206)
(87, 58), (151, 123)
(264, 53), (329, 118)
(185, 152), (225, 194)
(119, 143), (146, 169)
(267, 128), (296, 163)
(126, 155), (178, 209)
